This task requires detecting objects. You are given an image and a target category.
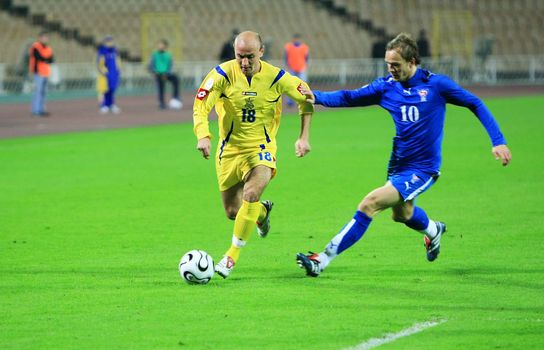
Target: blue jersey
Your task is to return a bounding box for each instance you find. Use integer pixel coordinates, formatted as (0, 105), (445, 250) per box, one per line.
(313, 68), (506, 174)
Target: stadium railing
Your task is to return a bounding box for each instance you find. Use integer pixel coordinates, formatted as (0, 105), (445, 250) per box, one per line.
(1, 55), (543, 97)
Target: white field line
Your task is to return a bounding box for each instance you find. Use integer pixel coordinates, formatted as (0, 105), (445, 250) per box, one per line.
(344, 319), (448, 350)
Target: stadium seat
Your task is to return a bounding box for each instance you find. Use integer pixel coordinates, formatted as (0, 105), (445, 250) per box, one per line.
(1, 0), (541, 66)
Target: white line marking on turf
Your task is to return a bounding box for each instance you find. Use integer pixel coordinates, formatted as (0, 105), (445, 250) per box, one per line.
(344, 319), (448, 350)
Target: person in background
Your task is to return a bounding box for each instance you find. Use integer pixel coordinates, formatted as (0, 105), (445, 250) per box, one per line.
(218, 29), (239, 62)
(96, 36), (121, 114)
(284, 33), (309, 107)
(417, 29), (430, 58)
(29, 31), (54, 117)
(149, 39), (182, 110)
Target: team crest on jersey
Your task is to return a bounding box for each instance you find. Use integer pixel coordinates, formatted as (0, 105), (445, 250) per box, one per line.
(417, 89), (428, 102)
(296, 83), (304, 95)
(242, 91), (257, 96)
(244, 98), (255, 110)
(411, 174), (421, 184)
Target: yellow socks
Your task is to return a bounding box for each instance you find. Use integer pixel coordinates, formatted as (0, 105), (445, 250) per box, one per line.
(225, 200), (262, 263)
(257, 201), (267, 224)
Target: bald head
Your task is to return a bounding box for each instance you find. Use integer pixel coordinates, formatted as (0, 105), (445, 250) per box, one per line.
(233, 31), (264, 77)
(234, 31), (263, 51)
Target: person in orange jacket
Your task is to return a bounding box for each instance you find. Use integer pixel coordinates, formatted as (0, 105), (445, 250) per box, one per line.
(284, 33), (309, 106)
(29, 31), (54, 117)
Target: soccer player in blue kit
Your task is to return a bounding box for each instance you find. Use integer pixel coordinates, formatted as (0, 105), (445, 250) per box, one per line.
(296, 33), (512, 277)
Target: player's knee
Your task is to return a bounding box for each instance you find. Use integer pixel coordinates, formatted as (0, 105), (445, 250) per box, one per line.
(391, 212), (410, 223)
(359, 195), (378, 215)
(242, 189), (260, 203)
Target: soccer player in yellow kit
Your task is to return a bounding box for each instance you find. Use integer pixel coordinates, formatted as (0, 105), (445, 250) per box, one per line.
(193, 31), (314, 278)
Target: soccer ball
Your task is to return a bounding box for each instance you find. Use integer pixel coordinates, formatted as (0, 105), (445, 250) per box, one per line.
(168, 98), (183, 110)
(179, 250), (214, 284)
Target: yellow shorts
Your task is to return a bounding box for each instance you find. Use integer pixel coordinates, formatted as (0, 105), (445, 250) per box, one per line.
(215, 149), (277, 191)
(96, 75), (108, 94)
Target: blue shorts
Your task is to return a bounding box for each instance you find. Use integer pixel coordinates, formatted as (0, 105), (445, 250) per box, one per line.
(388, 170), (440, 202)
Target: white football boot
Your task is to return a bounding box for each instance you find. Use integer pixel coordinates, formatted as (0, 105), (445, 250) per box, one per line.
(215, 256), (235, 279)
(424, 221), (447, 262)
(296, 252), (322, 277)
(110, 105), (121, 114)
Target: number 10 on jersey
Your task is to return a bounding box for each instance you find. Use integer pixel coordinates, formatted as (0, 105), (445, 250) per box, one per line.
(400, 105), (420, 122)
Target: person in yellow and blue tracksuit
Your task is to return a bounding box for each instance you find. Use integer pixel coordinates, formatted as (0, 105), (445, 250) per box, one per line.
(96, 36), (121, 114)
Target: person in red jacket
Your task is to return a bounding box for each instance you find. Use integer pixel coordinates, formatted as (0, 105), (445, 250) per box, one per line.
(29, 31), (54, 117)
(284, 33), (309, 106)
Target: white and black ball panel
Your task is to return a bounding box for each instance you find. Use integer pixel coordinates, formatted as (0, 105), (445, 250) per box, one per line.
(179, 249), (214, 285)
(182, 270), (211, 284)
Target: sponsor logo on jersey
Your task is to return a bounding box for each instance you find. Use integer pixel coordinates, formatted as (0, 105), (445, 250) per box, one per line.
(196, 88), (209, 100)
(242, 91), (257, 96)
(403, 88), (412, 95)
(417, 89), (428, 102)
(296, 83), (304, 94)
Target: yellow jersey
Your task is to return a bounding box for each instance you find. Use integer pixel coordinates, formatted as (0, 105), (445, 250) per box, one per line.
(193, 60), (313, 156)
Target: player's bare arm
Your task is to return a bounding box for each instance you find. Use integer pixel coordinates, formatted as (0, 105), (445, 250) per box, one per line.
(295, 112), (312, 157)
(492, 144), (512, 166)
(197, 137), (211, 159)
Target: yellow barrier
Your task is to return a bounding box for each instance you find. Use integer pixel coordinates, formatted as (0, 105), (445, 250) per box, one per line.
(141, 12), (183, 64)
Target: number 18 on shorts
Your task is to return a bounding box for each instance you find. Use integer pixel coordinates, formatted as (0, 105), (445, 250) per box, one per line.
(215, 149), (277, 191)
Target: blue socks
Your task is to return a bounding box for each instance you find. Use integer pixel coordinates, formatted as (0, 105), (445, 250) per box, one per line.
(405, 206), (437, 238)
(404, 206), (429, 231)
(318, 207), (437, 272)
(325, 211), (372, 257)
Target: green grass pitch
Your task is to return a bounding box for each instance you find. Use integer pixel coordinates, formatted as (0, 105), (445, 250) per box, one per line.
(1, 95), (543, 349)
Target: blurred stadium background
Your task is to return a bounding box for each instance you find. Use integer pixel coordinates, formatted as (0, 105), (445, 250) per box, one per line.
(1, 2), (543, 348)
(0, 0), (543, 100)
